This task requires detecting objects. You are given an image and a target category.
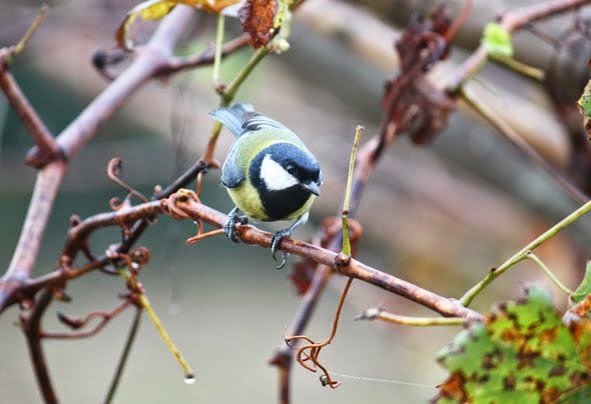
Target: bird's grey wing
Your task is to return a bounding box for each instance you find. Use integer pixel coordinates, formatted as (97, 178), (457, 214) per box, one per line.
(209, 103), (255, 138)
(221, 140), (246, 189)
(243, 114), (289, 132)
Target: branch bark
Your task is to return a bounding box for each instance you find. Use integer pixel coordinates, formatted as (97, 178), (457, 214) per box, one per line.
(0, 6), (198, 312)
(0, 58), (61, 165)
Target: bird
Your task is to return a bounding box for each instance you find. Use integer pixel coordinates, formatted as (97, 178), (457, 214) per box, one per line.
(210, 103), (323, 269)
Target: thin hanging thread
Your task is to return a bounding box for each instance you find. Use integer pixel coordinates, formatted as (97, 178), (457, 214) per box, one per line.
(328, 371), (435, 389)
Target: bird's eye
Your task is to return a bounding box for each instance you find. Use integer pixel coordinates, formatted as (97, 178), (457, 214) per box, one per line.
(286, 165), (298, 175)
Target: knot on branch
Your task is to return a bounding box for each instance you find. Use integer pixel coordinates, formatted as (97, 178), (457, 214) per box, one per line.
(161, 180), (225, 245)
(91, 47), (129, 81)
(160, 189), (200, 220)
(382, 6), (456, 145)
(290, 217), (362, 295)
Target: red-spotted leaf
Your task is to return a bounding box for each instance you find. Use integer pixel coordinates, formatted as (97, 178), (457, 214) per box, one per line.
(434, 286), (591, 403)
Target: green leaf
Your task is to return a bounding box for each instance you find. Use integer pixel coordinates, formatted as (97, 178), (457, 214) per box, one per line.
(434, 286), (591, 403)
(572, 261), (591, 303)
(578, 81), (591, 119)
(482, 22), (514, 58)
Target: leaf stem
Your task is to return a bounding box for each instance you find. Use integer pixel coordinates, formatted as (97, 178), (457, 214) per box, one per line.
(119, 269), (194, 380)
(460, 198), (591, 306)
(8, 3), (47, 63)
(341, 126), (363, 256)
(213, 13), (225, 86)
(221, 47), (269, 105)
(489, 54), (545, 81)
(203, 47), (269, 162)
(525, 251), (573, 295)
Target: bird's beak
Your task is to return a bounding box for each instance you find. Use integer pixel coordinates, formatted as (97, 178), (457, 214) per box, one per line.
(301, 181), (320, 196)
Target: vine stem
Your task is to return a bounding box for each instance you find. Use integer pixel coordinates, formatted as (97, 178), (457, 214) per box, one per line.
(460, 198), (591, 306)
(203, 47), (270, 162)
(213, 13), (224, 86)
(526, 252), (573, 296)
(341, 126), (363, 256)
(355, 308), (467, 327)
(120, 269), (194, 381)
(460, 86), (588, 203)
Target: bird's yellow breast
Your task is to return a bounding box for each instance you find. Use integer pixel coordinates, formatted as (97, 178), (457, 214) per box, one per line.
(227, 181), (267, 220)
(227, 182), (316, 221)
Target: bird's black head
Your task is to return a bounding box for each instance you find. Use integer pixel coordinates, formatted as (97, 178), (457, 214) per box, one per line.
(250, 143), (323, 221)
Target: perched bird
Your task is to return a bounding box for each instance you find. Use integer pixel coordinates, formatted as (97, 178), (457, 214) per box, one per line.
(210, 103), (323, 268)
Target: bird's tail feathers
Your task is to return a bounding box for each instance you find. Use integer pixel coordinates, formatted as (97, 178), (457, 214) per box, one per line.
(209, 103), (255, 137)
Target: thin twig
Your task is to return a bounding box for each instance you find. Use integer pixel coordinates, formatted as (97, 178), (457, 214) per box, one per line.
(104, 307), (142, 404)
(0, 2), (58, 165)
(203, 47), (270, 162)
(445, 0), (591, 92)
(43, 299), (133, 339)
(460, 197), (591, 306)
(164, 35), (250, 75)
(525, 252), (573, 295)
(213, 13), (225, 86)
(460, 86), (588, 203)
(355, 307), (468, 327)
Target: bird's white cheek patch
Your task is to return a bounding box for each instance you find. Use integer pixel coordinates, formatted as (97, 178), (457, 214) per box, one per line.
(260, 154), (298, 191)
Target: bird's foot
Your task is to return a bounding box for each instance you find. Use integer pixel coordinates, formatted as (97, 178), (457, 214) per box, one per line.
(271, 229), (292, 270)
(224, 208), (248, 243)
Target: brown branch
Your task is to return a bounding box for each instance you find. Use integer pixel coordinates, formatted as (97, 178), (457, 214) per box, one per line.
(0, 60), (61, 165)
(43, 299), (133, 339)
(62, 201), (163, 259)
(104, 307), (143, 404)
(9, 190), (480, 322)
(460, 86), (589, 203)
(163, 34), (250, 75)
(21, 289), (57, 404)
(0, 161), (66, 307)
(442, 0), (591, 205)
(167, 193), (481, 319)
(0, 6), (200, 312)
(445, 0), (591, 92)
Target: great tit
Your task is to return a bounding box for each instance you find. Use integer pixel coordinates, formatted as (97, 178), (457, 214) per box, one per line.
(210, 103), (323, 269)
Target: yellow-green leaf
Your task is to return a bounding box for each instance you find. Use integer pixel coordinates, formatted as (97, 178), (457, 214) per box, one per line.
(572, 261), (591, 303)
(116, 0), (240, 50)
(273, 0), (291, 28)
(482, 22), (513, 58)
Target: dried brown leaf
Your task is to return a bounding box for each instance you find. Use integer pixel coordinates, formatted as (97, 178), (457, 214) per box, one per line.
(382, 6), (456, 144)
(239, 0), (277, 48)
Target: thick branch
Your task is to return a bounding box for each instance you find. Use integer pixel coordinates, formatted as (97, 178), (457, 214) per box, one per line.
(0, 6), (198, 312)
(22, 289), (57, 404)
(174, 198), (481, 319)
(0, 161), (66, 306)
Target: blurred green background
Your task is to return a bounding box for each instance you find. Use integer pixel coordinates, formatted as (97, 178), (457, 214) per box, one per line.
(2, 1), (591, 403)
